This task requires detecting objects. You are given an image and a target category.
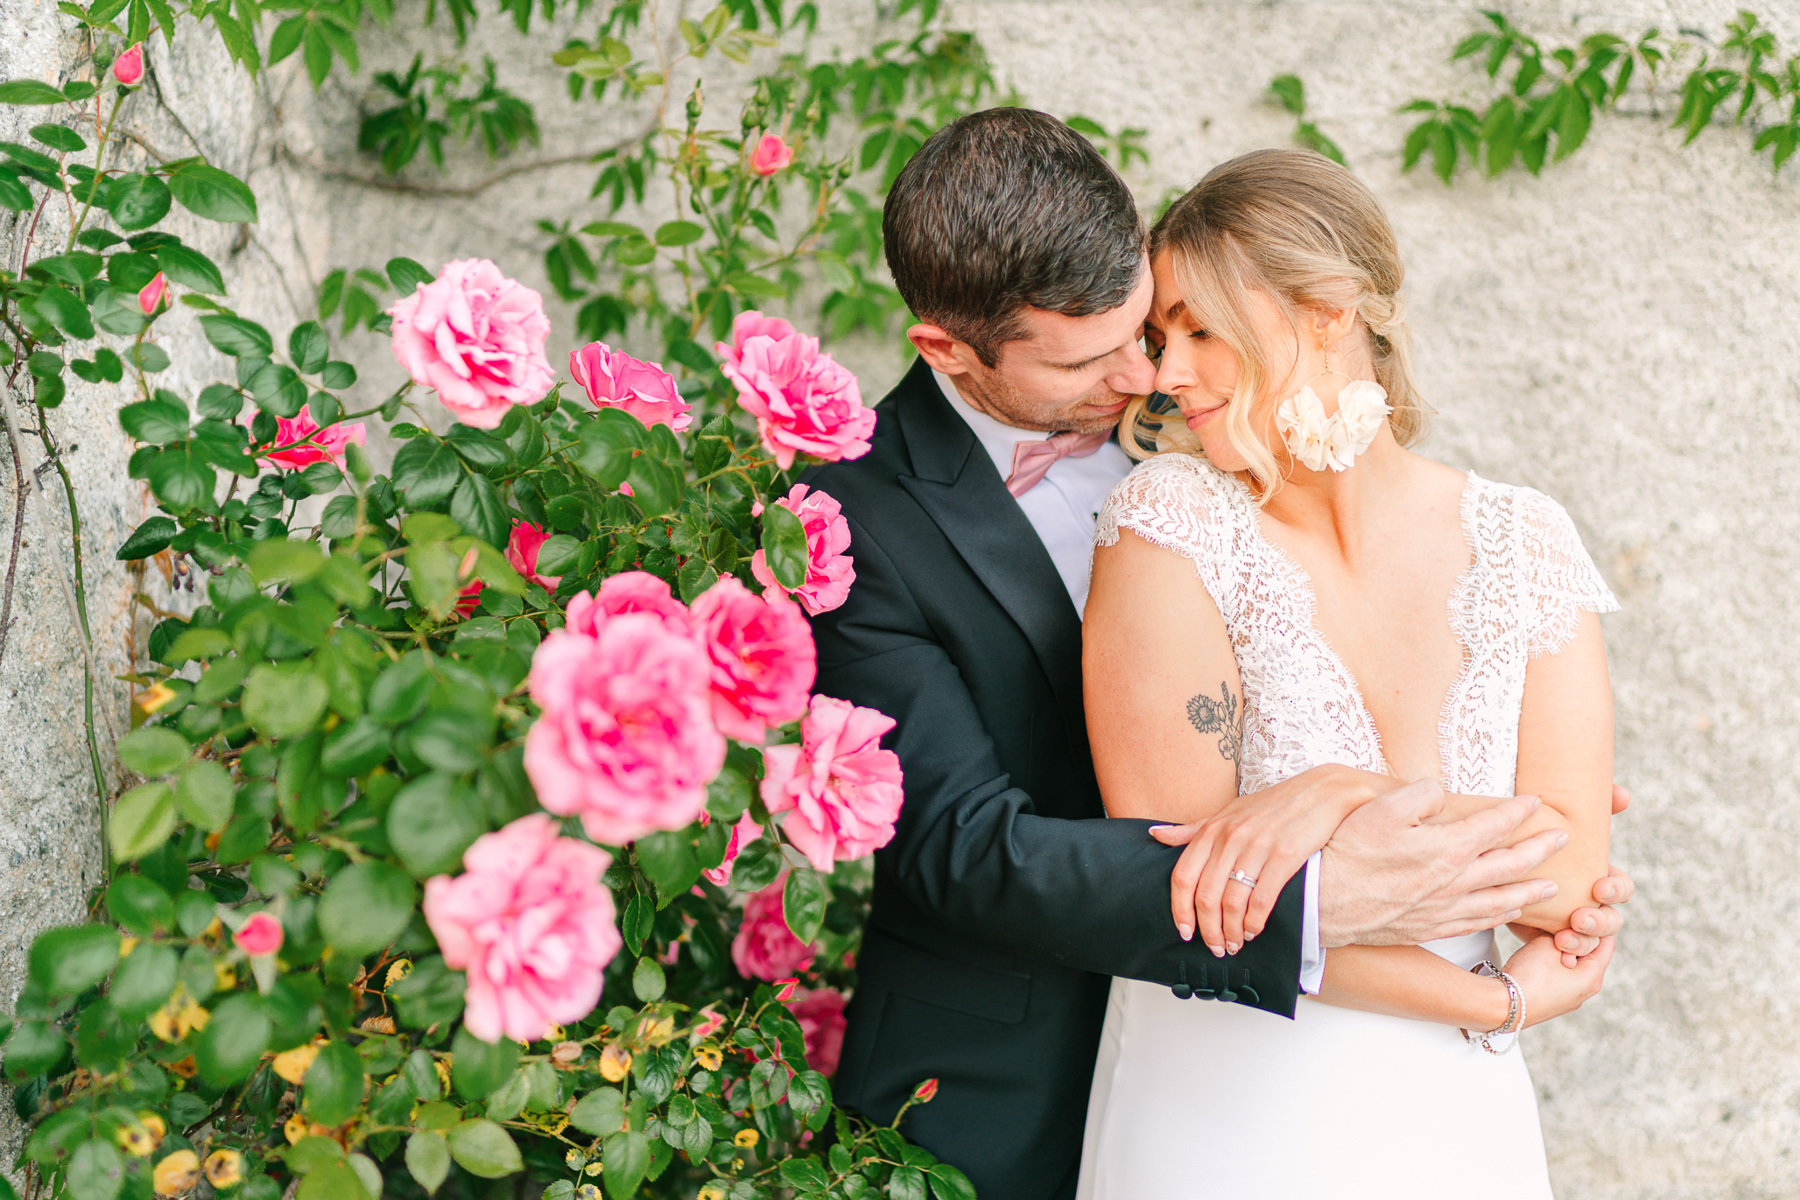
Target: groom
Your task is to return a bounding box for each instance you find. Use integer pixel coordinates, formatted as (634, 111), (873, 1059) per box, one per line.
(801, 108), (1629, 1198)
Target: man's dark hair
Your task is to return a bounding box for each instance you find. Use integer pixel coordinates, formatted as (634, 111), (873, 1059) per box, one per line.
(883, 108), (1146, 367)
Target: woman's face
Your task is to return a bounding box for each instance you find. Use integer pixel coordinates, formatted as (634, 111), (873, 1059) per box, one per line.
(1144, 249), (1298, 472)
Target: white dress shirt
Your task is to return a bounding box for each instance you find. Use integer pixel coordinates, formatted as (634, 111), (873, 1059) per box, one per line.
(934, 371), (1325, 993)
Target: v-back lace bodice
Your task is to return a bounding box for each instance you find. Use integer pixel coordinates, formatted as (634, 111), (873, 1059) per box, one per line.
(1093, 454), (1618, 798)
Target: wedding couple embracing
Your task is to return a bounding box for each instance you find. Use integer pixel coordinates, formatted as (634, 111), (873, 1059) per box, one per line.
(799, 108), (1633, 1198)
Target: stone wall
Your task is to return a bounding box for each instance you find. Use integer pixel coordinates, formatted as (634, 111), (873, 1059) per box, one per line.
(3, 0), (1795, 1194)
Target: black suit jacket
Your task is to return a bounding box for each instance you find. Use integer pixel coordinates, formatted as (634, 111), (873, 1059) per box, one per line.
(800, 359), (1307, 1199)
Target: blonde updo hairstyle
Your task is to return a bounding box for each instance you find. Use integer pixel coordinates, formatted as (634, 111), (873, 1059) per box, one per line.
(1122, 148), (1428, 497)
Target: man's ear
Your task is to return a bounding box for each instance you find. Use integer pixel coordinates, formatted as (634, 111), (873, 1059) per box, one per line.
(907, 323), (974, 375)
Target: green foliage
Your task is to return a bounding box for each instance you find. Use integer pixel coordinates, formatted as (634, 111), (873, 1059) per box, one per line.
(1266, 73), (1346, 165)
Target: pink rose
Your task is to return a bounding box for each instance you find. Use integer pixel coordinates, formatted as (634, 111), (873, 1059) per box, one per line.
(562, 571), (691, 639)
(114, 43), (144, 86)
(718, 328), (874, 469)
(790, 988), (847, 1076)
(690, 577), (815, 743)
(137, 271), (167, 315)
(233, 912), (283, 957)
(259, 404), (367, 470)
(423, 813), (621, 1043)
(730, 877), (816, 982)
(388, 258), (556, 429)
(715, 311), (797, 370)
(694, 1009), (726, 1040)
(701, 812), (763, 887)
(760, 695), (904, 872)
(506, 520), (562, 591)
(750, 483), (855, 615)
(453, 578), (483, 618)
(750, 134), (795, 177)
(525, 613), (724, 845)
(569, 342), (692, 432)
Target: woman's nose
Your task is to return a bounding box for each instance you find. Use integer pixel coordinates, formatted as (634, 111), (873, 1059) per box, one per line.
(1153, 352), (1190, 396)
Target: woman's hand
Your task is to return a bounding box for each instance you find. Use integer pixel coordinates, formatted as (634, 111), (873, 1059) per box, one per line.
(1150, 764), (1382, 955)
(1500, 931), (1615, 1029)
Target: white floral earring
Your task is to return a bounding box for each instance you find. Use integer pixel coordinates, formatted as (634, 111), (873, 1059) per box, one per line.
(1274, 344), (1392, 473)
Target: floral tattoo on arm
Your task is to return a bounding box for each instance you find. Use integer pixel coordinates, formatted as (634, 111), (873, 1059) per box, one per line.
(1187, 682), (1242, 784)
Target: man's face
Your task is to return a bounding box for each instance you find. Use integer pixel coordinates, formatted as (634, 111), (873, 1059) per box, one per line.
(919, 261), (1159, 435)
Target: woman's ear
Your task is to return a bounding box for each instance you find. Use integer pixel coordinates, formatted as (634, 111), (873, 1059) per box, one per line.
(1312, 305), (1360, 348)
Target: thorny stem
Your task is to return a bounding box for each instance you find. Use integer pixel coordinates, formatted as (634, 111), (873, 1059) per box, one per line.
(65, 89), (125, 253)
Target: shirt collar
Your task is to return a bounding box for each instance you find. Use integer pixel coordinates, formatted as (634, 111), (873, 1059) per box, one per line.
(932, 369), (1040, 484)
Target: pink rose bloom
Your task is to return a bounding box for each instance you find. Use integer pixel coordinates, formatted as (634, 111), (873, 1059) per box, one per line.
(730, 878), (816, 982)
(719, 328), (874, 469)
(690, 577), (815, 743)
(506, 520), (562, 591)
(750, 483), (855, 616)
(701, 812), (763, 887)
(569, 342), (692, 432)
(114, 43), (144, 86)
(453, 578), (483, 618)
(790, 988), (847, 1076)
(423, 813), (621, 1043)
(714, 311), (797, 371)
(750, 134), (795, 177)
(259, 404), (367, 470)
(761, 695), (904, 873)
(694, 1009), (726, 1040)
(388, 258), (556, 430)
(562, 571), (691, 639)
(525, 613), (724, 846)
(233, 912), (283, 957)
(137, 271), (166, 315)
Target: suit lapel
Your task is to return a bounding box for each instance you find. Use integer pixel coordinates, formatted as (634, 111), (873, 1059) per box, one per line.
(890, 360), (1087, 740)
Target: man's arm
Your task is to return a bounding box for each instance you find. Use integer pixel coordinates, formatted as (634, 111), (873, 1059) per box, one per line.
(811, 510), (1307, 1015)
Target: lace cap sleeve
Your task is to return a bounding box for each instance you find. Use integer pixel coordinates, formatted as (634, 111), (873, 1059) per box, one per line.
(1094, 454), (1242, 602)
(1517, 489), (1619, 657)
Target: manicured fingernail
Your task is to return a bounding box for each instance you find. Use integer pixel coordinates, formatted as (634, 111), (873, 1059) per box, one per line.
(1503, 910), (1522, 922)
(1576, 914), (1596, 933)
(1554, 831), (1570, 849)
(1244, 931), (1256, 942)
(1148, 824), (1174, 834)
(1601, 884), (1618, 901)
(1208, 943), (1225, 958)
(1537, 882), (1559, 901)
(1225, 942), (1240, 956)
(1176, 922), (1193, 942)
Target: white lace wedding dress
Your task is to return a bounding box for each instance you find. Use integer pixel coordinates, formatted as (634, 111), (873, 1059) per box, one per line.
(1076, 453), (1618, 1200)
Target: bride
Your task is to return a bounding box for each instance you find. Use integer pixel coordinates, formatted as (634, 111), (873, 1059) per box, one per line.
(1076, 149), (1619, 1198)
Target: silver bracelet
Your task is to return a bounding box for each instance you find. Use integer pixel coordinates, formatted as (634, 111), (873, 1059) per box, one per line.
(1461, 959), (1526, 1055)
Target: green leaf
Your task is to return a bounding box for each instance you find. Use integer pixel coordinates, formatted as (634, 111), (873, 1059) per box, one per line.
(29, 925), (120, 995)
(4, 1020), (66, 1080)
(156, 242), (223, 293)
(450, 1025), (518, 1100)
(392, 436), (462, 507)
(168, 162), (258, 224)
(175, 759), (235, 829)
(120, 394), (190, 444)
(1268, 73), (1305, 116)
(783, 866), (827, 945)
(636, 829), (699, 903)
(602, 1130), (651, 1198)
(141, 446), (213, 511)
(196, 993), (270, 1085)
(446, 1119), (522, 1179)
(406, 1131), (450, 1195)
(748, 1058), (787, 1109)
(625, 454), (682, 517)
(534, 534), (581, 576)
(387, 773), (484, 878)
(450, 472), (508, 549)
(289, 320), (329, 374)
(107, 172), (171, 230)
(116, 515), (178, 560)
(30, 123), (84, 153)
(201, 314), (274, 358)
(631, 956), (665, 1002)
(568, 1087), (625, 1136)
(0, 170), (33, 210)
(927, 1164), (977, 1200)
(247, 537), (323, 585)
(65, 1138), (123, 1200)
(318, 861), (416, 959)
(110, 943), (178, 1018)
(759, 502), (808, 590)
(321, 714), (390, 777)
(247, 360), (307, 417)
(304, 1039), (367, 1126)
(242, 662), (330, 739)
(196, 383), (244, 420)
(654, 219), (705, 246)
(296, 1161), (370, 1200)
(570, 409), (641, 488)
(780, 1158), (829, 1192)
(321, 360), (356, 389)
(110, 782), (176, 862)
(386, 256), (434, 294)
(119, 726), (189, 775)
(0, 81), (70, 104)
(106, 874), (174, 934)
(390, 956), (465, 1029)
(34, 284), (94, 338)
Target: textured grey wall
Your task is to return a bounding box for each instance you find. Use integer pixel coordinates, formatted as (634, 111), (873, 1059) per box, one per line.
(2, 0), (1794, 1195)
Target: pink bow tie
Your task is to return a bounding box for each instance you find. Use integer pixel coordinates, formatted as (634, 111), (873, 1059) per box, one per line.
(1005, 430), (1112, 497)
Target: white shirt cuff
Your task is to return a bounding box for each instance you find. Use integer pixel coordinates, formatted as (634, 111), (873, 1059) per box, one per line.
(1299, 851), (1326, 995)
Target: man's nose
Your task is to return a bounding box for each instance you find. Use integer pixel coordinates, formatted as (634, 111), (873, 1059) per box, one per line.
(1112, 342), (1158, 396)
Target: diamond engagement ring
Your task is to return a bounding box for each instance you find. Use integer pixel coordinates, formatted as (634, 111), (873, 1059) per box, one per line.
(1228, 870), (1259, 888)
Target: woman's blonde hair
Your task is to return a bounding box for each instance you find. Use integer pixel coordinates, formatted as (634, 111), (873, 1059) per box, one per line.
(1122, 148), (1429, 496)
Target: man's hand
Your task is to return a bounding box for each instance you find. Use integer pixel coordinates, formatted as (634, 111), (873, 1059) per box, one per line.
(1551, 784), (1636, 965)
(1316, 779), (1566, 948)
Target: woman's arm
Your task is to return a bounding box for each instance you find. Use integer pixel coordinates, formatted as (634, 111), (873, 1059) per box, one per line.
(1317, 937), (1612, 1030)
(1084, 528), (1243, 826)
